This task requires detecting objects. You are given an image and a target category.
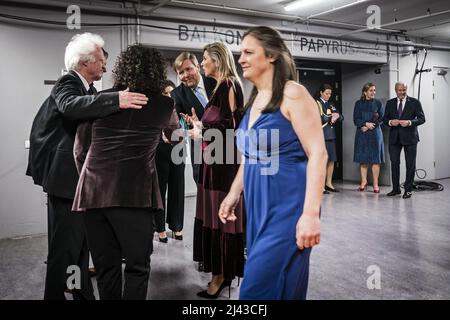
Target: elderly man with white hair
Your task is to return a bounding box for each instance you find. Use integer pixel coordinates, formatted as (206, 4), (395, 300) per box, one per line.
(26, 32), (148, 300)
(383, 82), (426, 199)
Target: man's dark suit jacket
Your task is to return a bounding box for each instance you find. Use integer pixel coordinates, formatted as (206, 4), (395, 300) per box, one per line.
(169, 75), (216, 183)
(383, 96), (426, 145)
(171, 75), (216, 120)
(26, 71), (120, 199)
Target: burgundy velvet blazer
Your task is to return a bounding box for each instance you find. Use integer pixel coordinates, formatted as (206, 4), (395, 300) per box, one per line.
(72, 92), (175, 212)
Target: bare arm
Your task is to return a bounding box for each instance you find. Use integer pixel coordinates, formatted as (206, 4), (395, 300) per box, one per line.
(228, 86), (237, 128)
(228, 86), (236, 113)
(218, 161), (244, 224)
(282, 81), (328, 250)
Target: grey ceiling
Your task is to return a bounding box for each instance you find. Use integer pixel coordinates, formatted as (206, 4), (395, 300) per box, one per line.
(164, 0), (450, 43)
(2, 0), (450, 43)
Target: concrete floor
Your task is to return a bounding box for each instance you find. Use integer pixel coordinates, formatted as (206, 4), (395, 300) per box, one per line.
(1, 179), (449, 300)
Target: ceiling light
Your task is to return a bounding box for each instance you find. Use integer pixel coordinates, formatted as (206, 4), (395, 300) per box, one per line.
(284, 0), (315, 12)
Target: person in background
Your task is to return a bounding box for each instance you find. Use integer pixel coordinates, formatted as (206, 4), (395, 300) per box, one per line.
(154, 79), (185, 243)
(316, 83), (344, 193)
(162, 80), (175, 97)
(383, 82), (425, 199)
(26, 33), (147, 300)
(353, 82), (385, 193)
(169, 52), (217, 241)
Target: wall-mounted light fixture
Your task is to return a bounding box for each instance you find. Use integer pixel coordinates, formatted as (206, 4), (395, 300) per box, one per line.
(399, 40), (416, 56)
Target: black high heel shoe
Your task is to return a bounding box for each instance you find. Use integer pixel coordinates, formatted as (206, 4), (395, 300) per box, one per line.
(197, 280), (232, 299)
(157, 232), (168, 243)
(158, 236), (168, 243)
(172, 231), (183, 241)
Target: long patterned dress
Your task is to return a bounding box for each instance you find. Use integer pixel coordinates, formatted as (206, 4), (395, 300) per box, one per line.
(193, 78), (245, 281)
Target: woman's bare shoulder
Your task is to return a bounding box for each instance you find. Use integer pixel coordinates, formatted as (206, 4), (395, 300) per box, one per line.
(284, 80), (308, 101)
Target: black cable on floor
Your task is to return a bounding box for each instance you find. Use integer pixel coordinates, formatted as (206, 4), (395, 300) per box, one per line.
(412, 180), (444, 191)
(400, 168), (445, 191)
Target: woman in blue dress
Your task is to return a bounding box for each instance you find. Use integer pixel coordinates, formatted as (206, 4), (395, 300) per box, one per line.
(353, 83), (384, 193)
(218, 26), (327, 300)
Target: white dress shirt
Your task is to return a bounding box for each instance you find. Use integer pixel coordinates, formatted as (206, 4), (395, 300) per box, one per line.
(73, 70), (91, 92)
(192, 76), (209, 103)
(389, 96), (411, 126)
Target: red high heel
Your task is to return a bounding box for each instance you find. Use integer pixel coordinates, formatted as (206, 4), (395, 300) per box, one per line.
(373, 186), (380, 193)
(357, 182), (368, 191)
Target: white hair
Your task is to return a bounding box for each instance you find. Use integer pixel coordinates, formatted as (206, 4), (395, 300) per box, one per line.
(64, 32), (104, 71)
(395, 81), (407, 89)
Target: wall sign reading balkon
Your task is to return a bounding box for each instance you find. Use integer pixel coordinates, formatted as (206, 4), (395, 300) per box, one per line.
(141, 23), (387, 64)
(178, 24), (244, 46)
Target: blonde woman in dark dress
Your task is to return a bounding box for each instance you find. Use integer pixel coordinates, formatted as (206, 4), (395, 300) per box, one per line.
(183, 42), (245, 299)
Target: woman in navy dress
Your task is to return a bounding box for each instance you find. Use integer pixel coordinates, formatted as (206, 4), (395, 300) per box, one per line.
(218, 26), (327, 300)
(353, 82), (384, 193)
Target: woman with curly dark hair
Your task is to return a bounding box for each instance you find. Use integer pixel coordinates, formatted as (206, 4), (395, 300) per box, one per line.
(72, 44), (175, 300)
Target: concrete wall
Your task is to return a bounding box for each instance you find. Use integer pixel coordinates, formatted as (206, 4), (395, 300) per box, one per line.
(389, 49), (450, 181)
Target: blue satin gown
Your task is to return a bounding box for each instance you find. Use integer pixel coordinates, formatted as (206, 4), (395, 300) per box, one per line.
(236, 108), (312, 300)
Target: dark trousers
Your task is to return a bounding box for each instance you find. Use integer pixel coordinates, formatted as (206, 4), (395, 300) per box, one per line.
(44, 195), (94, 300)
(155, 142), (185, 232)
(389, 143), (417, 192)
(83, 207), (154, 300)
